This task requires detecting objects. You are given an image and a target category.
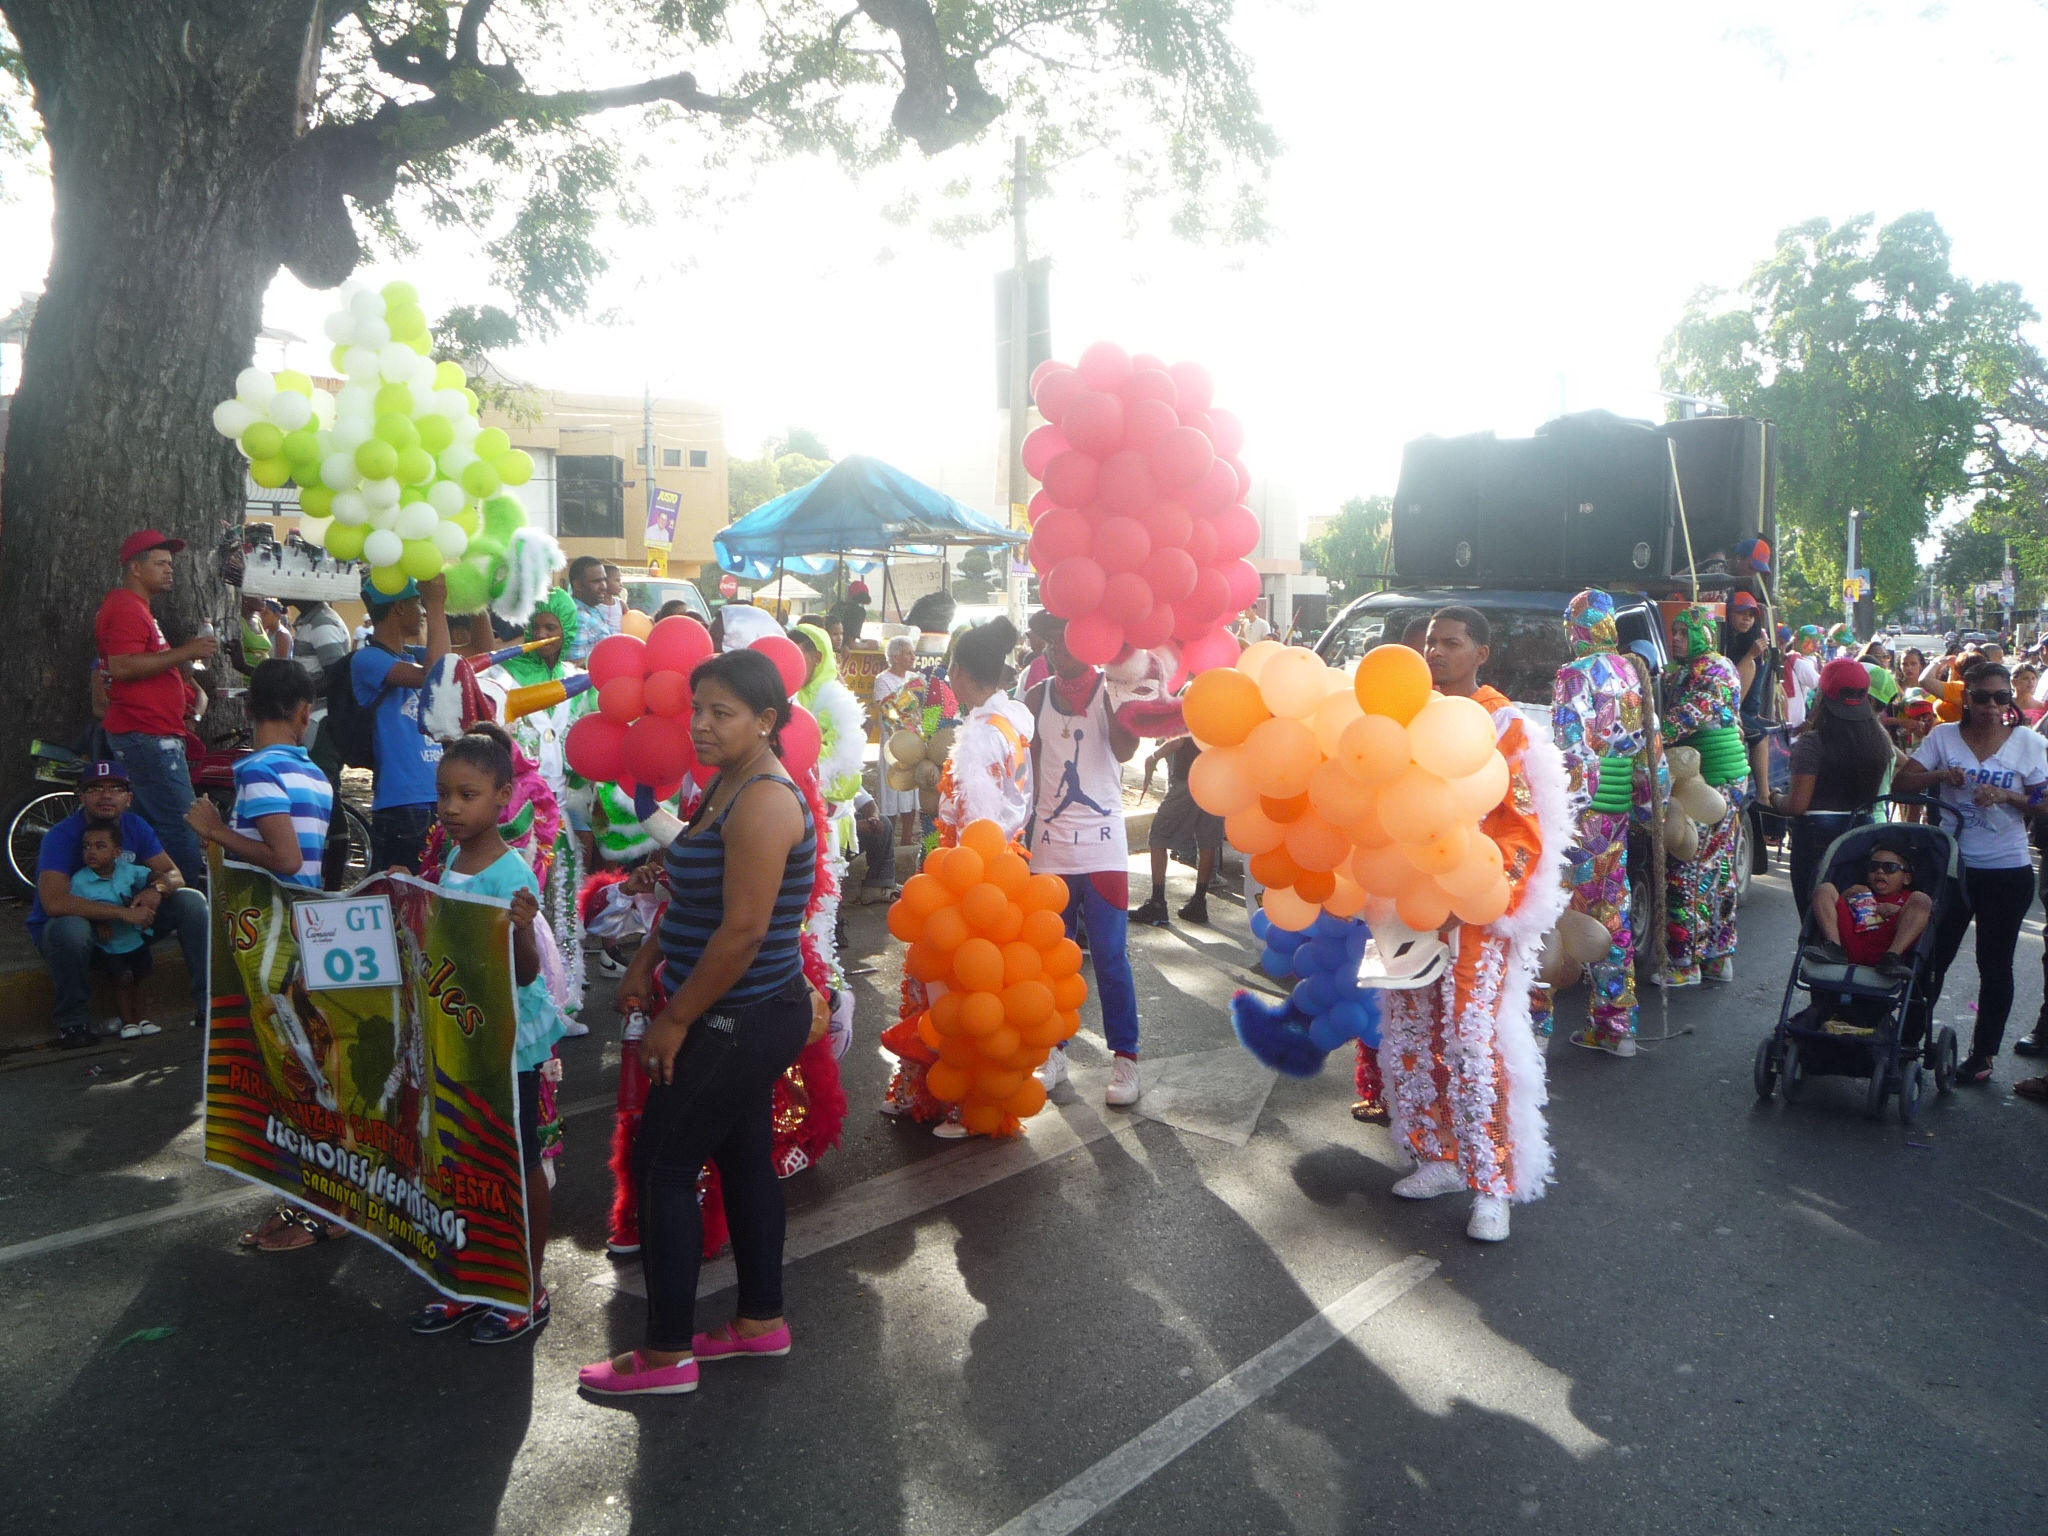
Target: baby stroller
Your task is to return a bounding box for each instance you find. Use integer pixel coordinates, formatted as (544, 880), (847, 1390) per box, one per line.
(1753, 795), (1962, 1124)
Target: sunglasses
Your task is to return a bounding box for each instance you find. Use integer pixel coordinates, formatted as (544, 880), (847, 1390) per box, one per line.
(1867, 859), (1908, 875)
(1970, 690), (2014, 706)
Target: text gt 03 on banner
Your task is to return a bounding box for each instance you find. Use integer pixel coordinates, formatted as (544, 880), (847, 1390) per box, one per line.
(293, 896), (401, 989)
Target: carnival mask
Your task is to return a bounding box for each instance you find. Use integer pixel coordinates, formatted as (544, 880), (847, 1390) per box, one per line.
(1566, 588), (1618, 658)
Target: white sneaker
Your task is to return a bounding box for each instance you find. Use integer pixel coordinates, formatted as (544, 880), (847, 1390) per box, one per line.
(1105, 1055), (1141, 1107)
(1390, 1161), (1466, 1200)
(1035, 1046), (1069, 1095)
(119, 1020), (161, 1040)
(559, 1018), (590, 1038)
(1466, 1194), (1511, 1242)
(932, 1109), (972, 1140)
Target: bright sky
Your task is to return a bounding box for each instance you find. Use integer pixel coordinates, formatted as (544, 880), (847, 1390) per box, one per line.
(5, 0), (2047, 536)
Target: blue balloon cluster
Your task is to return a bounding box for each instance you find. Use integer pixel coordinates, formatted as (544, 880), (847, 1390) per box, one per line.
(1234, 909), (1384, 1077)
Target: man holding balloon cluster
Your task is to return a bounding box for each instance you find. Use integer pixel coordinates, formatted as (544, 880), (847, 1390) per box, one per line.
(1186, 606), (1570, 1242)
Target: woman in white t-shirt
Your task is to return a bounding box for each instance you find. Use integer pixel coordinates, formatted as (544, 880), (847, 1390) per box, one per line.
(1894, 658), (2048, 1084)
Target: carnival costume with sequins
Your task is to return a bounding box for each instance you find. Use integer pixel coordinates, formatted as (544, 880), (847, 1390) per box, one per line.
(1375, 688), (1572, 1202)
(878, 694), (1036, 1123)
(1547, 590), (1654, 1045)
(1662, 604), (1748, 987)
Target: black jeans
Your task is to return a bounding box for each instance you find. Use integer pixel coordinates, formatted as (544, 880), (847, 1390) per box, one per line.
(635, 981), (811, 1353)
(370, 804), (435, 876)
(1931, 864), (2035, 1062)
(1789, 811), (1870, 918)
(857, 815), (895, 889)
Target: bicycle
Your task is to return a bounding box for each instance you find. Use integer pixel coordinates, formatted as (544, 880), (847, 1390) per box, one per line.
(5, 737), (373, 896)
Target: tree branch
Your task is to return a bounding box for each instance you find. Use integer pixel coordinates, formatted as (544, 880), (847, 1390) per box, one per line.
(859, 0), (1003, 151)
(456, 0), (494, 67)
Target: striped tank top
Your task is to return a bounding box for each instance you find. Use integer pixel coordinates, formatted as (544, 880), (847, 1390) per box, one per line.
(659, 772), (816, 1007)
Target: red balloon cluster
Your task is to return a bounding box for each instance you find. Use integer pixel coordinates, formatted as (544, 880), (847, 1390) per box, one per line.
(1024, 342), (1259, 674)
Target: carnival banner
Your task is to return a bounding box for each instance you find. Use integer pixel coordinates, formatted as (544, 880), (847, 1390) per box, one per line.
(202, 852), (533, 1309)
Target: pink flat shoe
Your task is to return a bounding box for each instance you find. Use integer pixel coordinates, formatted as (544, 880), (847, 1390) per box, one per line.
(577, 1351), (699, 1396)
(692, 1322), (792, 1361)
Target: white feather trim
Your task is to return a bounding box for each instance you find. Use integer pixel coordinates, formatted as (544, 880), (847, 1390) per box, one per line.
(418, 654), (468, 743)
(811, 678), (868, 805)
(491, 527), (567, 628)
(1494, 934), (1553, 1202)
(1492, 728), (1576, 952)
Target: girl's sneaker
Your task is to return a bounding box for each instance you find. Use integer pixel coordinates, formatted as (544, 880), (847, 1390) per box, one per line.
(119, 1020), (161, 1039)
(470, 1288), (550, 1345)
(578, 1351), (699, 1396)
(407, 1300), (487, 1335)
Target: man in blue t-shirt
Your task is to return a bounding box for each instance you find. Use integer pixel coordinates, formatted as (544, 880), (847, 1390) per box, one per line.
(30, 759), (209, 1049)
(353, 574), (449, 874)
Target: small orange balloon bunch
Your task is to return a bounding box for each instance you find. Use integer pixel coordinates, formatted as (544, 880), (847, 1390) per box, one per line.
(885, 819), (1087, 1135)
(1186, 640), (1515, 932)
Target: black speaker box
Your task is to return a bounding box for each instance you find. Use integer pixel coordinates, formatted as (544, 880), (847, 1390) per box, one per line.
(1657, 416), (1775, 567)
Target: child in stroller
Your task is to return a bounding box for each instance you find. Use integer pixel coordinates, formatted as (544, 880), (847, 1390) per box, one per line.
(1803, 836), (1932, 1033)
(1756, 804), (1962, 1121)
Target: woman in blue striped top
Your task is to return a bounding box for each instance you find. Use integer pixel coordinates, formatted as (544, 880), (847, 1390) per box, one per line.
(581, 647), (817, 1398)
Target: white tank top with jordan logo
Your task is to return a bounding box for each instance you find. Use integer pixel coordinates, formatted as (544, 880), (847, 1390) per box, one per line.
(1029, 679), (1128, 874)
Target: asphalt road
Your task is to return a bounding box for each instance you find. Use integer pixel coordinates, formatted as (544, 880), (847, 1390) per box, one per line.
(2, 855), (2046, 1536)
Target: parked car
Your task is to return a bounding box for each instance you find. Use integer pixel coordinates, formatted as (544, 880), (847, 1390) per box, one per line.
(622, 578), (713, 624)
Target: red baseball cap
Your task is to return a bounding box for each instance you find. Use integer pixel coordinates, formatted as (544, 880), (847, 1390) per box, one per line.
(118, 529), (186, 564)
(1819, 658), (1870, 701)
(1730, 591), (1760, 611)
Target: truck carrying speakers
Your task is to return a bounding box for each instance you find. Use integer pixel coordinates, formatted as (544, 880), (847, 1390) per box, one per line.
(1389, 411), (1774, 588)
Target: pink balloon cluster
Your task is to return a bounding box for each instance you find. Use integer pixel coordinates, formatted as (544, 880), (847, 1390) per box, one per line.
(562, 616), (826, 799)
(1023, 342), (1259, 673)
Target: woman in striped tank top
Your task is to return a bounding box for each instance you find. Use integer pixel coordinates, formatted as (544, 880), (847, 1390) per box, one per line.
(579, 649), (817, 1398)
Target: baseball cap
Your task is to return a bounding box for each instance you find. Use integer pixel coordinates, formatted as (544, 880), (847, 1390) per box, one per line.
(1733, 537), (1771, 573)
(118, 529), (186, 564)
(361, 575), (420, 611)
(1729, 591), (1759, 612)
(81, 760), (130, 787)
(1819, 657), (1871, 702)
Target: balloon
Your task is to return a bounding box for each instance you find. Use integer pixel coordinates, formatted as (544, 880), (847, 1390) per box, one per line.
(1323, 873), (1368, 919)
(1242, 715), (1319, 799)
(622, 713), (691, 788)
(1450, 876), (1512, 928)
(903, 874), (950, 917)
(1064, 611), (1124, 666)
(954, 938), (1005, 993)
(1025, 873), (1071, 913)
(1395, 881), (1454, 932)
(1351, 841), (1423, 899)
(1091, 515), (1149, 576)
(1208, 504), (1262, 561)
(1022, 424), (1069, 478)
(1558, 910), (1614, 963)
(620, 609), (654, 640)
(1096, 453), (1157, 519)
(248, 457), (292, 489)
(1222, 559), (1262, 611)
(498, 450), (534, 487)
(924, 908), (969, 954)
(643, 669), (690, 716)
(1205, 407), (1246, 458)
(587, 633), (649, 688)
(1260, 792), (1307, 824)
(1407, 694), (1498, 781)
(1223, 804), (1288, 855)
(324, 522), (367, 561)
(1188, 744), (1259, 816)
(1124, 605), (1176, 650)
(1379, 764), (1458, 844)
(984, 848), (1030, 897)
(961, 883), (1009, 933)
(1183, 667), (1268, 747)
(1061, 392), (1126, 457)
(1124, 396), (1179, 451)
(1167, 360), (1214, 413)
(1033, 366), (1085, 425)
(1309, 688), (1365, 759)
(565, 714), (628, 783)
(1354, 644), (1433, 723)
(751, 634), (808, 694)
(1262, 886), (1322, 931)
(646, 614), (714, 675)
(1102, 571), (1154, 623)
(1257, 647), (1327, 719)
(1020, 908), (1066, 950)
(780, 705), (822, 773)
(1447, 753), (1511, 821)
(599, 676), (645, 724)
(936, 846), (986, 893)
(1042, 451), (1100, 508)
(1001, 940), (1045, 985)
(461, 461), (501, 499)
(1308, 757), (1374, 826)
(1284, 813), (1351, 872)
(1437, 836), (1506, 899)
(1151, 426), (1216, 491)
(1177, 628), (1242, 680)
(1030, 507), (1093, 570)
(1398, 822), (1471, 877)
(1077, 340), (1134, 392)
(1238, 639), (1285, 682)
(361, 529), (403, 568)
(394, 501), (438, 541)
(398, 539), (442, 580)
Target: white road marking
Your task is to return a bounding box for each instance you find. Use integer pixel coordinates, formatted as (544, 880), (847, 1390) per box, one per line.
(984, 1255), (1438, 1536)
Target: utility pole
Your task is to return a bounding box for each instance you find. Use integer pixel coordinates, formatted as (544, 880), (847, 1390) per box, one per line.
(1844, 509), (1860, 637)
(1005, 134), (1031, 627)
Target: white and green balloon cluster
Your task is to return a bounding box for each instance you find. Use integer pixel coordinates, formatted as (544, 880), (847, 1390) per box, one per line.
(210, 279), (535, 598)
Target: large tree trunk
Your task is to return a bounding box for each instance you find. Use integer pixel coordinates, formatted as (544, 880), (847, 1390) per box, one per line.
(0, 1), (351, 806)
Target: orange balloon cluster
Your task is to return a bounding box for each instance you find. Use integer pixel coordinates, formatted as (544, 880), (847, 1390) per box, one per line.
(885, 819), (1086, 1134)
(1186, 641), (1515, 932)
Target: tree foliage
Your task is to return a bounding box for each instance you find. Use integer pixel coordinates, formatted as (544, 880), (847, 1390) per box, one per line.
(0, 1), (1272, 340)
(726, 438), (830, 518)
(1303, 495), (1391, 608)
(1662, 213), (2047, 619)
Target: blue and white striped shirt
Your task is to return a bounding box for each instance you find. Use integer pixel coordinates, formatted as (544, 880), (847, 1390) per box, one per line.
(232, 743), (333, 888)
(659, 774), (815, 1008)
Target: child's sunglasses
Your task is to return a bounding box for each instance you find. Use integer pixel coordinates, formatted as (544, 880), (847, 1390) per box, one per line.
(1866, 859), (1908, 875)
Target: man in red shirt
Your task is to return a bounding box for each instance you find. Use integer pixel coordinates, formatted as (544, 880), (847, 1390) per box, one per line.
(98, 530), (217, 885)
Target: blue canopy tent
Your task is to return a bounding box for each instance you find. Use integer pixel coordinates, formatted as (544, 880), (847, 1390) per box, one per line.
(714, 457), (1024, 599)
